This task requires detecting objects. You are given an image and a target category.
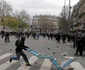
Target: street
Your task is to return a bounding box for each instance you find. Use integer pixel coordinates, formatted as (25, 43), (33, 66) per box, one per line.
(0, 36), (85, 70)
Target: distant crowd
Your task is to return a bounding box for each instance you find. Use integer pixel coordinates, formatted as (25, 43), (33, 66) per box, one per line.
(0, 30), (85, 56)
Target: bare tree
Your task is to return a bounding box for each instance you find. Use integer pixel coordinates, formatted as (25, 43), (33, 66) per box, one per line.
(58, 5), (70, 33)
(0, 0), (12, 17)
(14, 10), (31, 24)
(0, 0), (12, 30)
(12, 10), (31, 32)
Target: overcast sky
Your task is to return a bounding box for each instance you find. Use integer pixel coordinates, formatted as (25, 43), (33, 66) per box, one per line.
(5, 0), (79, 16)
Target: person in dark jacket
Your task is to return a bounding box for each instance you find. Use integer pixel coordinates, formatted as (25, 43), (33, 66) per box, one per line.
(5, 32), (10, 43)
(81, 34), (85, 54)
(1, 30), (4, 39)
(62, 33), (66, 43)
(74, 34), (84, 56)
(83, 34), (85, 50)
(73, 32), (78, 48)
(56, 33), (61, 43)
(9, 36), (31, 66)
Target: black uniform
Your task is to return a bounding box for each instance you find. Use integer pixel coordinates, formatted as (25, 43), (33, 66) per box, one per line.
(5, 32), (10, 43)
(56, 33), (61, 43)
(75, 36), (84, 56)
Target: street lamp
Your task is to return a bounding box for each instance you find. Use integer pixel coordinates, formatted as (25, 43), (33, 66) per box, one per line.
(69, 0), (71, 20)
(64, 0), (71, 32)
(64, 0), (66, 18)
(68, 0), (71, 32)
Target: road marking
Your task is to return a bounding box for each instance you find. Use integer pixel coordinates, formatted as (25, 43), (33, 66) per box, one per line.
(0, 57), (22, 70)
(0, 53), (13, 60)
(71, 62), (85, 70)
(17, 56), (38, 70)
(40, 59), (52, 70)
(0, 61), (17, 70)
(0, 50), (2, 53)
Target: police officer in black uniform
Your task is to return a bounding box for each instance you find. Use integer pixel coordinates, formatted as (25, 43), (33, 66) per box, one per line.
(74, 33), (84, 56)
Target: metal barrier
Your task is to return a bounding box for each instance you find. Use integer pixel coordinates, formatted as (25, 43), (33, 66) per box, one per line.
(26, 48), (75, 70)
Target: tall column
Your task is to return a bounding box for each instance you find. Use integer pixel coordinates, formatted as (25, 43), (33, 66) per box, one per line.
(68, 0), (71, 32)
(64, 0), (66, 18)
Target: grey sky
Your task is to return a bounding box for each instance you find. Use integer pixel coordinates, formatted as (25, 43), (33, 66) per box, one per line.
(5, 0), (79, 16)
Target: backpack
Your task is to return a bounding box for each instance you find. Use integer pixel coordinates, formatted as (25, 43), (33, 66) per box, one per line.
(15, 39), (20, 47)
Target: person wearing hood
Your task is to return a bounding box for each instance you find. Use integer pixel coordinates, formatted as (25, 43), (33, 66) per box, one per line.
(9, 36), (31, 66)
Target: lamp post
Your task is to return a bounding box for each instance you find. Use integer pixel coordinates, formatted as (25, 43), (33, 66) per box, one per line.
(69, 0), (71, 19)
(64, 0), (66, 18)
(69, 0), (71, 32)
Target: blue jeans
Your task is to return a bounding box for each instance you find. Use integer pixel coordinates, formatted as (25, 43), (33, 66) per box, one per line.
(11, 51), (29, 63)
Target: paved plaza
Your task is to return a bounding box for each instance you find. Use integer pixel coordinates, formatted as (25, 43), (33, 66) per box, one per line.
(0, 36), (85, 70)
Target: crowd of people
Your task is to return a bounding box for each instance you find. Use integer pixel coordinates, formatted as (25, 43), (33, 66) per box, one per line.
(0, 30), (85, 56)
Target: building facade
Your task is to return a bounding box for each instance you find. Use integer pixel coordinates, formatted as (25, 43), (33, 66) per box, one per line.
(72, 0), (85, 32)
(32, 15), (59, 33)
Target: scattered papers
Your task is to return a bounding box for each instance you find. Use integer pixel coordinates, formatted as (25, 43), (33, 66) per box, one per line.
(64, 56), (74, 59)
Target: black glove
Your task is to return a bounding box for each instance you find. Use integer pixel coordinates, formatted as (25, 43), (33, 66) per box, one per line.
(24, 46), (30, 50)
(25, 46), (30, 49)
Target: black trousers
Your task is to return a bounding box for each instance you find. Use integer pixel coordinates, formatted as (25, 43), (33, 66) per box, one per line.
(11, 51), (29, 63)
(76, 47), (83, 56)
